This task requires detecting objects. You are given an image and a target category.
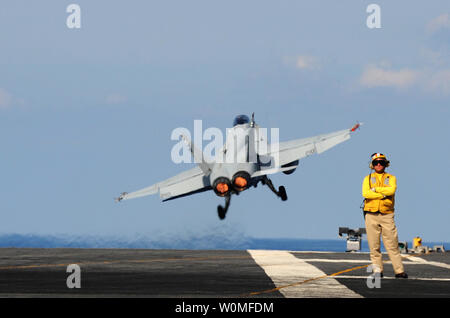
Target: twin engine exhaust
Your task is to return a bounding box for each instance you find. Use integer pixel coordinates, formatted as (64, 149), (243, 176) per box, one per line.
(213, 171), (251, 197)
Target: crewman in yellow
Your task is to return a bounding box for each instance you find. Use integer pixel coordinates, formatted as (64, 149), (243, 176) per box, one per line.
(362, 153), (408, 278)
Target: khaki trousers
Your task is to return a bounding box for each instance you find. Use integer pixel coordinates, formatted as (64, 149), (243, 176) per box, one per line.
(364, 212), (404, 274)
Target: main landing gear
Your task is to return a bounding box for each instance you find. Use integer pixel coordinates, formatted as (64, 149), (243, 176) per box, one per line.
(217, 195), (231, 220)
(262, 176), (288, 201)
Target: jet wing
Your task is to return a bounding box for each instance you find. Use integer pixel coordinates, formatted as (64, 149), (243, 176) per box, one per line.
(266, 124), (359, 167)
(115, 166), (211, 202)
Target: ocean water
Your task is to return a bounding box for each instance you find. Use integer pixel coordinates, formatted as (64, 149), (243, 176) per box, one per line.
(0, 234), (447, 252)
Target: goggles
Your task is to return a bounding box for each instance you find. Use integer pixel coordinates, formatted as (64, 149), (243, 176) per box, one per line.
(372, 160), (387, 167)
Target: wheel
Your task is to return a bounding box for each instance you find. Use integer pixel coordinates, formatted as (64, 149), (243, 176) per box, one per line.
(217, 206), (226, 220)
(279, 186), (287, 201)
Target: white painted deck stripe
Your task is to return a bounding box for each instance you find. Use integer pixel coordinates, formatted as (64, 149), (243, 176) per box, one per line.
(407, 256), (450, 270)
(248, 249), (362, 298)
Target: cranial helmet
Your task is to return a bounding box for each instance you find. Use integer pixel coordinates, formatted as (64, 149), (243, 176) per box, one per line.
(369, 153), (390, 169)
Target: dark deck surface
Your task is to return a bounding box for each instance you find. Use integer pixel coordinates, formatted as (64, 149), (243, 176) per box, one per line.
(0, 248), (448, 298)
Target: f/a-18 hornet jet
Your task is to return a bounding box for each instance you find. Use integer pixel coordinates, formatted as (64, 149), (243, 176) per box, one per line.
(116, 114), (360, 219)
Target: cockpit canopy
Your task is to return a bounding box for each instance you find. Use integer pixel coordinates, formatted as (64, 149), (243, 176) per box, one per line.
(233, 114), (250, 127)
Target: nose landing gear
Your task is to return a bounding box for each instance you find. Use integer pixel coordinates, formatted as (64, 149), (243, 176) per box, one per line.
(217, 195), (231, 220)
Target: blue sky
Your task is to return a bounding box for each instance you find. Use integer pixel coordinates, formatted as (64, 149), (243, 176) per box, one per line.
(1, 1), (449, 244)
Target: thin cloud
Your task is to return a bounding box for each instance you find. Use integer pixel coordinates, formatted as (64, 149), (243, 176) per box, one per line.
(295, 55), (320, 70)
(359, 65), (419, 89)
(282, 55), (321, 70)
(359, 63), (450, 96)
(427, 13), (450, 33)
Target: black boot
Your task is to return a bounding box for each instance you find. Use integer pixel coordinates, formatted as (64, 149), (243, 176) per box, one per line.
(395, 272), (408, 279)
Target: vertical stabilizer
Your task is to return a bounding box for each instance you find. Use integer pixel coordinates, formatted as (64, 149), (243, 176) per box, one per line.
(181, 134), (212, 175)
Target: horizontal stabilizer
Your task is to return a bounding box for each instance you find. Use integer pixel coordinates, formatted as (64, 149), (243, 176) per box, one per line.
(114, 184), (158, 202)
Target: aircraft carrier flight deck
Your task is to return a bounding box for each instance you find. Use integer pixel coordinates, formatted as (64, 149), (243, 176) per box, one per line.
(1, 248), (449, 298)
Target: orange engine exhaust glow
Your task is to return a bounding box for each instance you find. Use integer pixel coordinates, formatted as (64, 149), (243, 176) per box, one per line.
(215, 183), (229, 194)
(234, 176), (248, 189)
